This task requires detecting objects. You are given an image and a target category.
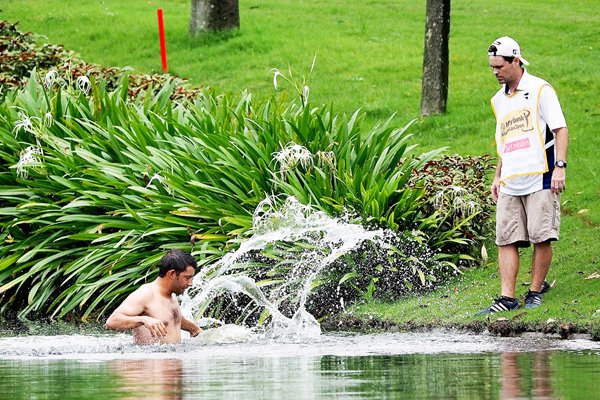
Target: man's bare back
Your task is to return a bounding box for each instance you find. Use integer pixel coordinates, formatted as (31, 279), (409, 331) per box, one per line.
(104, 251), (201, 344)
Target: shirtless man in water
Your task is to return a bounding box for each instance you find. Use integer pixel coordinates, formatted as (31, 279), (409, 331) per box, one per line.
(104, 250), (202, 344)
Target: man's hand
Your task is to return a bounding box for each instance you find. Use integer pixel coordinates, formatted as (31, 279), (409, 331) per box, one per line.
(190, 326), (203, 337)
(491, 177), (501, 203)
(551, 167), (566, 194)
(141, 316), (168, 338)
(182, 317), (203, 337)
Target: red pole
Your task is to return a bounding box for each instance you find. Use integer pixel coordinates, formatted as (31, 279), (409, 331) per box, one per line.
(157, 8), (168, 73)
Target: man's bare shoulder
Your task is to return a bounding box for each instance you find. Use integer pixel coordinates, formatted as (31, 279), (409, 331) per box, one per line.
(116, 282), (157, 310)
(128, 282), (157, 300)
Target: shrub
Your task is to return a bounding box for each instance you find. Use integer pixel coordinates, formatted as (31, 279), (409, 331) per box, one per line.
(0, 20), (201, 101)
(407, 154), (496, 267)
(0, 73), (446, 320)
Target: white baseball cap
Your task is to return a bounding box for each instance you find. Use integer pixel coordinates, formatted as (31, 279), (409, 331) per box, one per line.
(488, 36), (529, 66)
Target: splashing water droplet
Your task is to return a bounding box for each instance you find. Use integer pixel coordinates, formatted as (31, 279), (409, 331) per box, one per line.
(180, 196), (385, 339)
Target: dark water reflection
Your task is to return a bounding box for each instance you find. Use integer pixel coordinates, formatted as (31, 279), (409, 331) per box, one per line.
(2, 350), (599, 399)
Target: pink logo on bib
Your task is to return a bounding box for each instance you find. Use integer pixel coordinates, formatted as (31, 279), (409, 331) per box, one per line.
(504, 137), (531, 153)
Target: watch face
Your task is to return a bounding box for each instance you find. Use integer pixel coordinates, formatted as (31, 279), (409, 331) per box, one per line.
(556, 160), (566, 168)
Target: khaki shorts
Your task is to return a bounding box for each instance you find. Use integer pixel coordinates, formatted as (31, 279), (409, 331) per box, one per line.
(496, 190), (560, 247)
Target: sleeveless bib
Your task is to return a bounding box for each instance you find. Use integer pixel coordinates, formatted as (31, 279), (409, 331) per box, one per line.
(492, 77), (551, 185)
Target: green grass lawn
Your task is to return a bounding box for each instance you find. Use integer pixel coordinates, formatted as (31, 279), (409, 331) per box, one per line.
(1, 0), (598, 330)
(351, 216), (600, 332)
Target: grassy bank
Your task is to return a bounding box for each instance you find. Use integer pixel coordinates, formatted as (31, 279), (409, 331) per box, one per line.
(1, 0), (599, 333)
(2, 0), (598, 223)
(340, 216), (600, 338)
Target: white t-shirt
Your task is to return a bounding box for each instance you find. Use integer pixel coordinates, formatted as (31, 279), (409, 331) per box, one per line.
(492, 71), (567, 195)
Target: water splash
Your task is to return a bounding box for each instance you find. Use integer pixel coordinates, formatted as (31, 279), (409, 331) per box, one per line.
(180, 196), (384, 339)
(193, 324), (255, 344)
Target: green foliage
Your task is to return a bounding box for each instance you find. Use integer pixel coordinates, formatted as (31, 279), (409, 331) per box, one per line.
(0, 71), (477, 321)
(407, 154), (496, 266)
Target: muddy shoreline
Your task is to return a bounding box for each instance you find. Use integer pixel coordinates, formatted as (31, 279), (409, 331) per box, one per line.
(2, 315), (598, 341)
(320, 314), (600, 341)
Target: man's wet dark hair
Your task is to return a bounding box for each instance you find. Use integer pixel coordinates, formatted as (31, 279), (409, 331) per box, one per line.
(157, 250), (197, 277)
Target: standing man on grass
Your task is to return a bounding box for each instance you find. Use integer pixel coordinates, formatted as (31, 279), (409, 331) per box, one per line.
(105, 249), (203, 344)
(478, 36), (569, 315)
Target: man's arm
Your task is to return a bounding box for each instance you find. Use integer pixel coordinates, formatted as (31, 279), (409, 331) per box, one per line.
(539, 85), (568, 194)
(181, 317), (203, 337)
(491, 158), (502, 203)
(551, 127), (568, 194)
(104, 288), (168, 339)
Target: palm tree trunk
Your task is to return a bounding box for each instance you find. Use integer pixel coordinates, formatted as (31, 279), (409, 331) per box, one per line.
(420, 0), (451, 116)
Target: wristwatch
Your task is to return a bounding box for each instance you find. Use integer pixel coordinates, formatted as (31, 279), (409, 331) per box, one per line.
(555, 160), (567, 168)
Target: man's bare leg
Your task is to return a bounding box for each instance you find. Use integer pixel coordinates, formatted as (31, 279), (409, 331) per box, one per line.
(498, 244), (520, 298)
(531, 241), (552, 292)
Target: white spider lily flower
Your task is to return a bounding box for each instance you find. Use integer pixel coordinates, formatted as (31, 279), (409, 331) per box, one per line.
(13, 114), (37, 137)
(77, 76), (91, 94)
(273, 143), (314, 173)
(481, 244), (488, 263)
(45, 70), (59, 88)
(316, 150), (336, 169)
(301, 85), (310, 105)
(433, 185), (479, 217)
(461, 200), (477, 216)
(433, 190), (446, 211)
(16, 146), (44, 179)
(43, 112), (54, 127)
(146, 172), (172, 195)
(269, 68), (282, 90)
(453, 192), (466, 209)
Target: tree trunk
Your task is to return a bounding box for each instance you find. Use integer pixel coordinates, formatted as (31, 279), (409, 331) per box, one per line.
(420, 0), (451, 116)
(189, 0), (240, 35)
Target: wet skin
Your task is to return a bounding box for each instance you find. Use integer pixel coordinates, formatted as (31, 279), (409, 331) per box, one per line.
(104, 266), (200, 344)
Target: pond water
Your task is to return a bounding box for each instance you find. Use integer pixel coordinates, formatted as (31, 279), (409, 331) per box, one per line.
(1, 330), (599, 399)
